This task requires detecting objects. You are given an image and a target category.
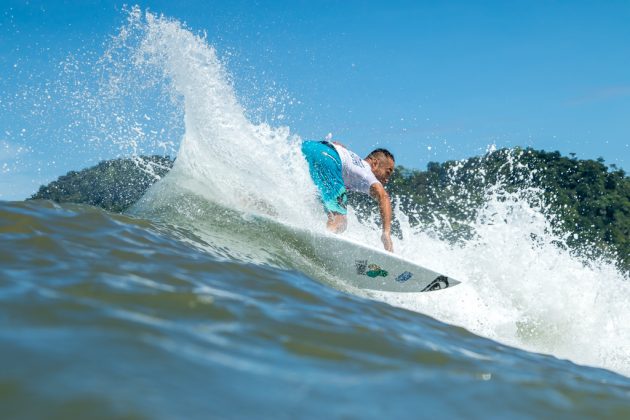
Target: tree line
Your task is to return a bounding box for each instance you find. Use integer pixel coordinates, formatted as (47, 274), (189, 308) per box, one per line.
(30, 148), (629, 273)
(30, 155), (174, 213)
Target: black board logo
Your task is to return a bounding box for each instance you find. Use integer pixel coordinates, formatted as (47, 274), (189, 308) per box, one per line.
(355, 260), (388, 278)
(355, 260), (368, 275)
(421, 275), (450, 292)
(395, 271), (413, 283)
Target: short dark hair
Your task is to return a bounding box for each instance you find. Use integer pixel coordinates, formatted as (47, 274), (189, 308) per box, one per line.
(367, 148), (395, 162)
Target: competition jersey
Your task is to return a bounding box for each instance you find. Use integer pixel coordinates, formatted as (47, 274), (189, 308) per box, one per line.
(331, 143), (380, 194)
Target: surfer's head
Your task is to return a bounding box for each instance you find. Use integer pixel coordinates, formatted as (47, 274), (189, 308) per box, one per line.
(366, 149), (395, 185)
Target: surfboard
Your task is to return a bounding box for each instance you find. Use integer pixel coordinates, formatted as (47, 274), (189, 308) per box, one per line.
(283, 223), (461, 293)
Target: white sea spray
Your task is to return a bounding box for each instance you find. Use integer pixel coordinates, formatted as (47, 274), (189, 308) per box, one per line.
(51, 7), (630, 377)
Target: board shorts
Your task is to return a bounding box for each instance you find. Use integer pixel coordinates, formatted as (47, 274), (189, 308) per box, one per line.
(301, 140), (348, 215)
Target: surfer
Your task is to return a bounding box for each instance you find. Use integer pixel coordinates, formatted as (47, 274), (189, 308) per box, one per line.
(301, 139), (395, 252)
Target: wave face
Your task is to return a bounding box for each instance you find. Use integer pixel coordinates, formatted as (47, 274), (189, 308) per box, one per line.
(3, 7), (630, 417)
(117, 9), (629, 376)
(2, 200), (630, 418)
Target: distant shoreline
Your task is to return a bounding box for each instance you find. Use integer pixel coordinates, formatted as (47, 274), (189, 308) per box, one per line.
(29, 148), (629, 274)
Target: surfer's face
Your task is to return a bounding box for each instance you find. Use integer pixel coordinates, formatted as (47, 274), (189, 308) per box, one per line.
(370, 156), (395, 185)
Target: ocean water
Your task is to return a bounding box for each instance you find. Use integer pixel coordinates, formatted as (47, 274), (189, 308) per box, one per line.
(2, 8), (630, 419)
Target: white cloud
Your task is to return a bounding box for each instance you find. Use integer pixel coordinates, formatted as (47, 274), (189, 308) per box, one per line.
(566, 85), (630, 106)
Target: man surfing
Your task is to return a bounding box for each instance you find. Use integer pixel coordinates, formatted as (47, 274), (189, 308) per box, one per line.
(301, 138), (395, 252)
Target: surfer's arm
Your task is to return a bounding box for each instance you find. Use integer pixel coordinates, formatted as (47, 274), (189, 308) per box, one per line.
(369, 183), (393, 252)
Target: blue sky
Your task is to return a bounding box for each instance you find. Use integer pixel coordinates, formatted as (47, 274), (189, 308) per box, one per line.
(1, 0), (629, 199)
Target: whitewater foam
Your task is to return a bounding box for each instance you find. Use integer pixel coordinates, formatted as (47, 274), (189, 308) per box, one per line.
(374, 182), (630, 376)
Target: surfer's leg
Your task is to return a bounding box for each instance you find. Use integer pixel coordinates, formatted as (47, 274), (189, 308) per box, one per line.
(301, 140), (347, 216)
(327, 212), (347, 233)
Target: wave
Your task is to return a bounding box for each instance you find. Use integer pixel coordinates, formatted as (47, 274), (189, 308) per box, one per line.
(65, 7), (630, 377)
(3, 199), (629, 417)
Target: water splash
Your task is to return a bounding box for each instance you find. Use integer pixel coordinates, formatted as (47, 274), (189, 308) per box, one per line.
(371, 150), (630, 376)
(109, 8), (318, 226)
(33, 6), (630, 377)
(113, 7), (630, 377)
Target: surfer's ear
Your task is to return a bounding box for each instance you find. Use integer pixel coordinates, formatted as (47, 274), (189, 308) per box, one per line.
(366, 156), (378, 171)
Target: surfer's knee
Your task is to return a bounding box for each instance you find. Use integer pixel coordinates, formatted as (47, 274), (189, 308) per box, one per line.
(337, 216), (347, 232)
(327, 213), (347, 233)
(339, 216), (348, 233)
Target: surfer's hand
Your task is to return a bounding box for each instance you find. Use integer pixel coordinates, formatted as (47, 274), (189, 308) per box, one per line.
(381, 231), (393, 252)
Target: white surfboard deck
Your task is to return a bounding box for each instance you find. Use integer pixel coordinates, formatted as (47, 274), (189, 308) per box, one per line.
(280, 222), (461, 293)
